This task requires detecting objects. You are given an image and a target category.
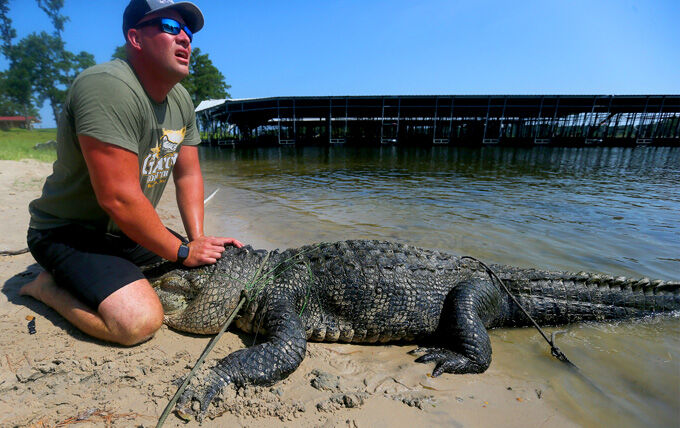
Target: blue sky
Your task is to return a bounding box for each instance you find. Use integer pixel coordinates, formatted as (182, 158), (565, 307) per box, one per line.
(2, 0), (679, 128)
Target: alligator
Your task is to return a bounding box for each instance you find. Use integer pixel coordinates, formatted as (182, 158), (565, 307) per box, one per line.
(145, 240), (680, 419)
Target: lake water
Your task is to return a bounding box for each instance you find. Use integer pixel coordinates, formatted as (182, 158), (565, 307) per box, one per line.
(199, 145), (679, 427)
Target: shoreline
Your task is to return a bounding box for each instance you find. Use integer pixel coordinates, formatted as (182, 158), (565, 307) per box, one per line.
(0, 159), (577, 427)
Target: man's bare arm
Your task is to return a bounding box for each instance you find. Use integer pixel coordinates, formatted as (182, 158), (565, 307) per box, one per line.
(79, 135), (183, 261)
(173, 145), (204, 241)
(172, 145), (243, 264)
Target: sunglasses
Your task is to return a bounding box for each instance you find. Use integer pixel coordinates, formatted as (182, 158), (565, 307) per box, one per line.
(136, 17), (193, 42)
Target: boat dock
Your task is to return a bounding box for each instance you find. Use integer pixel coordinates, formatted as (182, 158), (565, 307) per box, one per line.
(196, 95), (680, 147)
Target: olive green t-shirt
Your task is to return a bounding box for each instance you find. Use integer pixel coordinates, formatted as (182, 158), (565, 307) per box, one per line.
(29, 59), (201, 234)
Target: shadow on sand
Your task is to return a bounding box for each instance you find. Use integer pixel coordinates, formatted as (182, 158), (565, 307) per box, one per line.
(2, 263), (110, 346)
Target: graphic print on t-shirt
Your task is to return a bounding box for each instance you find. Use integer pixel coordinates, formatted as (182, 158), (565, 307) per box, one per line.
(141, 127), (185, 188)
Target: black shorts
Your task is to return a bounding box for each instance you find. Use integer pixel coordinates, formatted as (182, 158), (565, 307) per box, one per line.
(27, 225), (186, 310)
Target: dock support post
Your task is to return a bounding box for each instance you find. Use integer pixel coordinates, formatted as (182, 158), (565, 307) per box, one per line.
(396, 97), (401, 141)
(650, 96), (665, 138)
(549, 96), (560, 138)
(498, 96), (507, 140)
(380, 97), (385, 143)
(345, 97), (349, 140)
(637, 96), (650, 139)
(432, 97), (438, 143)
(580, 104), (590, 138)
(586, 96), (597, 139)
(624, 113), (635, 139)
(534, 96), (544, 142)
(612, 112), (622, 138)
(449, 97), (455, 140)
(602, 96), (613, 138)
(482, 96), (491, 141)
(277, 99), (281, 145)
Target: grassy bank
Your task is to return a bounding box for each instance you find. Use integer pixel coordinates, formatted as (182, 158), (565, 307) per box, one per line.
(0, 128), (58, 162)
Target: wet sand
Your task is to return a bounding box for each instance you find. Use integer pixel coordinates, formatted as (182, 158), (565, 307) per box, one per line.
(0, 159), (620, 427)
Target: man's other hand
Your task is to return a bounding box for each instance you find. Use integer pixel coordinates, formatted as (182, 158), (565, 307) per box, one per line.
(183, 236), (244, 267)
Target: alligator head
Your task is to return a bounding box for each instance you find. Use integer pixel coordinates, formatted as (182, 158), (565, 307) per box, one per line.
(151, 263), (245, 335)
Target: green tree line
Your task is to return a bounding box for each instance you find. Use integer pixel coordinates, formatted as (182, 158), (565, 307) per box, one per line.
(1, 0), (229, 128)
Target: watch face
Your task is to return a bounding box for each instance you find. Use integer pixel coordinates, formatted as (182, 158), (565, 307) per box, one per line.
(178, 244), (190, 259)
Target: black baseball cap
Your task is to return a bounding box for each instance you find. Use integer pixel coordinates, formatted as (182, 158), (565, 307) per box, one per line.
(123, 0), (204, 36)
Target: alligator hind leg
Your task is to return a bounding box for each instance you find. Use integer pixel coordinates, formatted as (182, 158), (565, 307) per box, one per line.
(411, 279), (504, 376)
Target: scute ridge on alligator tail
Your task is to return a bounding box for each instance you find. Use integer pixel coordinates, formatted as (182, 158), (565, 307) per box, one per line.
(145, 239), (680, 420)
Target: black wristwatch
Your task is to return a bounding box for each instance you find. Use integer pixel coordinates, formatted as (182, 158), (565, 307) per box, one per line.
(176, 243), (190, 264)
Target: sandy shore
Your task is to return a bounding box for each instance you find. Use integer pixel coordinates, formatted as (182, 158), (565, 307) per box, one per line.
(0, 159), (576, 427)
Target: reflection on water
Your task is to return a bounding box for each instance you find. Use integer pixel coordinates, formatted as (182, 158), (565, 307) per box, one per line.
(199, 145), (680, 427)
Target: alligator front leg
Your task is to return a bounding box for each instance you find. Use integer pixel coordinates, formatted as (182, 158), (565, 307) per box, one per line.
(411, 279), (504, 375)
(176, 300), (307, 421)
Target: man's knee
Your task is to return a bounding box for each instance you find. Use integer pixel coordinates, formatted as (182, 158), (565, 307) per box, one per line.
(115, 311), (163, 346)
(99, 279), (165, 346)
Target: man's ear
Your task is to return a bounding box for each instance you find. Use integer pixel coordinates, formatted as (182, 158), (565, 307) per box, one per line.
(127, 28), (143, 51)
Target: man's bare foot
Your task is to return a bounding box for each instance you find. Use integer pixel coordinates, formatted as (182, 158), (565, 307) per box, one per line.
(19, 270), (56, 303)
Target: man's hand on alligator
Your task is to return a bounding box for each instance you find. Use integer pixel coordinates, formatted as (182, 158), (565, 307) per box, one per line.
(182, 236), (244, 267)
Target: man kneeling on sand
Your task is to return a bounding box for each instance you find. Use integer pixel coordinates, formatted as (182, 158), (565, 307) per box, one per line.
(21, 0), (242, 346)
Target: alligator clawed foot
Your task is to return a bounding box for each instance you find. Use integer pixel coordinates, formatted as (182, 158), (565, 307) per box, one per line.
(174, 373), (228, 423)
(409, 347), (482, 375)
(175, 386), (218, 422)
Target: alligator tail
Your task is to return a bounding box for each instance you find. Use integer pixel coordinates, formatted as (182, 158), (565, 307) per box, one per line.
(490, 266), (680, 327)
